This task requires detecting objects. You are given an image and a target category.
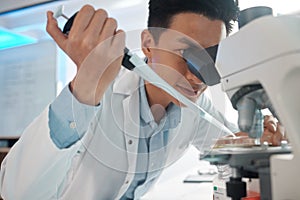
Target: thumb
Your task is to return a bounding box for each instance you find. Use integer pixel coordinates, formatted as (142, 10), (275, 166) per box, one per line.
(263, 115), (276, 133)
(46, 11), (67, 51)
(272, 123), (284, 146)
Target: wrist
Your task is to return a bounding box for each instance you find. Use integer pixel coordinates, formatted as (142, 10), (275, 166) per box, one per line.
(70, 79), (99, 106)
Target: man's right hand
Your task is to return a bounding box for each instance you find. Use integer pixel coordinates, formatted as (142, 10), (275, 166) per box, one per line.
(46, 5), (125, 105)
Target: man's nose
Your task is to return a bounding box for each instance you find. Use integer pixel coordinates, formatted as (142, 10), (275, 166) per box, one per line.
(185, 68), (202, 84)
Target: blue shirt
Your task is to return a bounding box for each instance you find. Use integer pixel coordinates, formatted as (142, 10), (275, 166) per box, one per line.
(120, 79), (181, 199)
(49, 85), (98, 148)
(48, 79), (181, 199)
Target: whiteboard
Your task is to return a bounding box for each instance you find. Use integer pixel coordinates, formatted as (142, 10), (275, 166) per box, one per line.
(0, 41), (57, 137)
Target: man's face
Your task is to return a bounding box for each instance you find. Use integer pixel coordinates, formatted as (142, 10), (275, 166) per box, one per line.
(143, 12), (226, 107)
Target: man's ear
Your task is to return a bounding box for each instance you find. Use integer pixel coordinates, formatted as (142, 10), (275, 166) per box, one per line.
(141, 29), (155, 59)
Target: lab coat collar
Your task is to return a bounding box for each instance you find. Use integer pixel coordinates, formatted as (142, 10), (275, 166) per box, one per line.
(112, 68), (140, 96)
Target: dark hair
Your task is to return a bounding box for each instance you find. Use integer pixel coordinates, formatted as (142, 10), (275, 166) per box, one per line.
(148, 0), (239, 40)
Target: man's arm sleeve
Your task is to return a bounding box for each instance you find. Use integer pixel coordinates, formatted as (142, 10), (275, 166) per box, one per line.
(49, 85), (100, 148)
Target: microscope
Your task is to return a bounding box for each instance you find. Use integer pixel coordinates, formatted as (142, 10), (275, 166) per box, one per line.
(201, 7), (300, 200)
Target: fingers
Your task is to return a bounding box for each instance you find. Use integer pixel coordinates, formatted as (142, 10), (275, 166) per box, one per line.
(234, 132), (248, 137)
(99, 18), (118, 44)
(70, 5), (96, 35)
(112, 30), (126, 56)
(86, 9), (108, 37)
(261, 122), (285, 146)
(48, 4), (122, 68)
(46, 11), (67, 51)
(272, 123), (284, 146)
(260, 130), (273, 144)
(264, 115), (277, 133)
(92, 18), (121, 59)
(69, 6), (116, 45)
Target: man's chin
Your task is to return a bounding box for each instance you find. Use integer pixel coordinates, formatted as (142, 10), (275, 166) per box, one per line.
(182, 91), (201, 103)
(172, 95), (199, 107)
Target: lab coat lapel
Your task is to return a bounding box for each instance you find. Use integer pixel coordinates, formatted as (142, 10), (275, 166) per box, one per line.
(122, 92), (140, 172)
(113, 69), (140, 173)
(112, 70), (141, 199)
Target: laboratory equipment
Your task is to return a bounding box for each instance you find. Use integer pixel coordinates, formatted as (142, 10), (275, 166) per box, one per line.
(53, 5), (69, 20)
(203, 7), (300, 200)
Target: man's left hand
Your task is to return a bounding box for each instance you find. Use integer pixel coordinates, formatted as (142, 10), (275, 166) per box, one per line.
(260, 115), (285, 146)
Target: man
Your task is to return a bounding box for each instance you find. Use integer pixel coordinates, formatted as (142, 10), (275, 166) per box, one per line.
(0, 0), (282, 199)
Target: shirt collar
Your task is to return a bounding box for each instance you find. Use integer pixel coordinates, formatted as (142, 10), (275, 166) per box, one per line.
(139, 79), (181, 130)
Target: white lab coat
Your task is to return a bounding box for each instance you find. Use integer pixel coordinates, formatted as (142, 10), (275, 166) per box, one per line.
(0, 69), (236, 200)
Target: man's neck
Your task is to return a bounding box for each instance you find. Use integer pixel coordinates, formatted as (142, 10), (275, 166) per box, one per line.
(150, 104), (166, 124)
(144, 82), (170, 108)
(144, 81), (171, 123)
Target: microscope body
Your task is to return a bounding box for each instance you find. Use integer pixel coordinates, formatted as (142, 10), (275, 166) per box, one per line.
(216, 15), (300, 199)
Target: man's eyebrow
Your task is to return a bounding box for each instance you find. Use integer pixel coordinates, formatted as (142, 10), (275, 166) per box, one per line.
(176, 37), (200, 49)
